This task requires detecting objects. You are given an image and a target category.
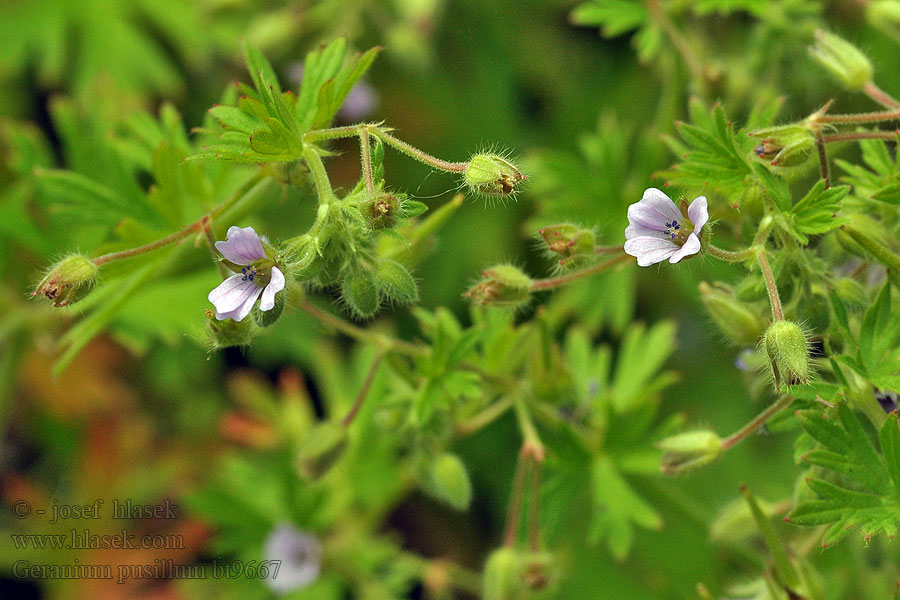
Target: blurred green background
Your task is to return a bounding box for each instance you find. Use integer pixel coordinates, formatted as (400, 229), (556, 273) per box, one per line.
(2, 0), (900, 598)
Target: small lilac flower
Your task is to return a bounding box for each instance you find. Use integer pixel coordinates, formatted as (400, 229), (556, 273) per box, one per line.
(624, 188), (709, 267)
(263, 523), (321, 594)
(208, 226), (285, 322)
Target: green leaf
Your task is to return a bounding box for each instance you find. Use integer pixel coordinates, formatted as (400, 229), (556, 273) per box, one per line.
(589, 454), (662, 561)
(657, 101), (754, 203)
(609, 321), (677, 412)
(787, 180), (850, 244)
(789, 404), (900, 544)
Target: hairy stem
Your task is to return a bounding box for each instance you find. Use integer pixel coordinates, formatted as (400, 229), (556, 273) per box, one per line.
(814, 129), (831, 188)
(822, 131), (899, 143)
(358, 127), (376, 196)
(706, 244), (756, 263)
(341, 352), (385, 426)
(299, 300), (426, 356)
(369, 128), (469, 173)
(305, 124), (469, 173)
(721, 395), (793, 450)
(455, 396), (516, 436)
(816, 108), (900, 124)
(863, 81), (900, 110)
(302, 144), (337, 203)
(757, 251), (784, 321)
(530, 254), (629, 292)
(93, 172), (267, 266)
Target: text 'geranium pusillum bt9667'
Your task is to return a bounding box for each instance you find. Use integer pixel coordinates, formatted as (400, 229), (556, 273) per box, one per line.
(624, 188), (709, 267)
(208, 226), (285, 322)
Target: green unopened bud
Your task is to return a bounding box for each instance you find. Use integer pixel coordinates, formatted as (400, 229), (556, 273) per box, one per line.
(465, 264), (532, 309)
(203, 309), (258, 350)
(296, 421), (348, 480)
(427, 453), (472, 510)
(657, 430), (723, 475)
(809, 30), (873, 91)
(375, 259), (418, 305)
(749, 123), (815, 167)
(764, 320), (810, 388)
(699, 282), (767, 346)
(537, 224), (596, 268)
(342, 268), (380, 319)
(33, 254), (98, 307)
(362, 192), (400, 229)
(464, 153), (525, 197)
(867, 1), (900, 42)
(483, 548), (526, 600)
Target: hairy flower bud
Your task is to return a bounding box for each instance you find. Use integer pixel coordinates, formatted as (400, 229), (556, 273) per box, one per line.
(699, 282), (767, 346)
(763, 320), (810, 388)
(809, 30), (873, 91)
(537, 224), (596, 268)
(748, 123), (815, 167)
(204, 309), (258, 350)
(33, 254), (98, 307)
(362, 192), (400, 229)
(464, 153), (525, 197)
(657, 430), (723, 475)
(465, 265), (532, 309)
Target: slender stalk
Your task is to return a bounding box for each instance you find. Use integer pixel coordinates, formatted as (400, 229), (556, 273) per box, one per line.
(514, 397), (544, 462)
(305, 124), (470, 173)
(93, 224), (201, 266)
(528, 462), (542, 552)
(358, 127), (376, 196)
(822, 131), (899, 143)
(721, 395), (793, 450)
(455, 396), (515, 436)
(530, 254), (629, 292)
(594, 244), (623, 254)
(816, 108), (900, 124)
(504, 450), (529, 547)
(369, 128), (469, 173)
(299, 300), (426, 356)
(757, 251), (784, 321)
(706, 244), (756, 263)
(814, 129), (831, 188)
(863, 81), (900, 110)
(93, 172), (267, 266)
(342, 352), (385, 426)
(302, 144), (337, 203)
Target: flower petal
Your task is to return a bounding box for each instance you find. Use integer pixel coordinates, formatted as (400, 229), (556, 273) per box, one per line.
(209, 274), (259, 314)
(624, 236), (679, 267)
(215, 286), (262, 322)
(632, 188), (682, 224)
(259, 266), (285, 311)
(687, 196), (709, 232)
(668, 232), (701, 263)
(215, 226), (266, 264)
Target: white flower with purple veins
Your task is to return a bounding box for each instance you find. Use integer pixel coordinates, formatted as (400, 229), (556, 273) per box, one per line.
(208, 226), (285, 322)
(263, 523), (322, 594)
(624, 188), (709, 267)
